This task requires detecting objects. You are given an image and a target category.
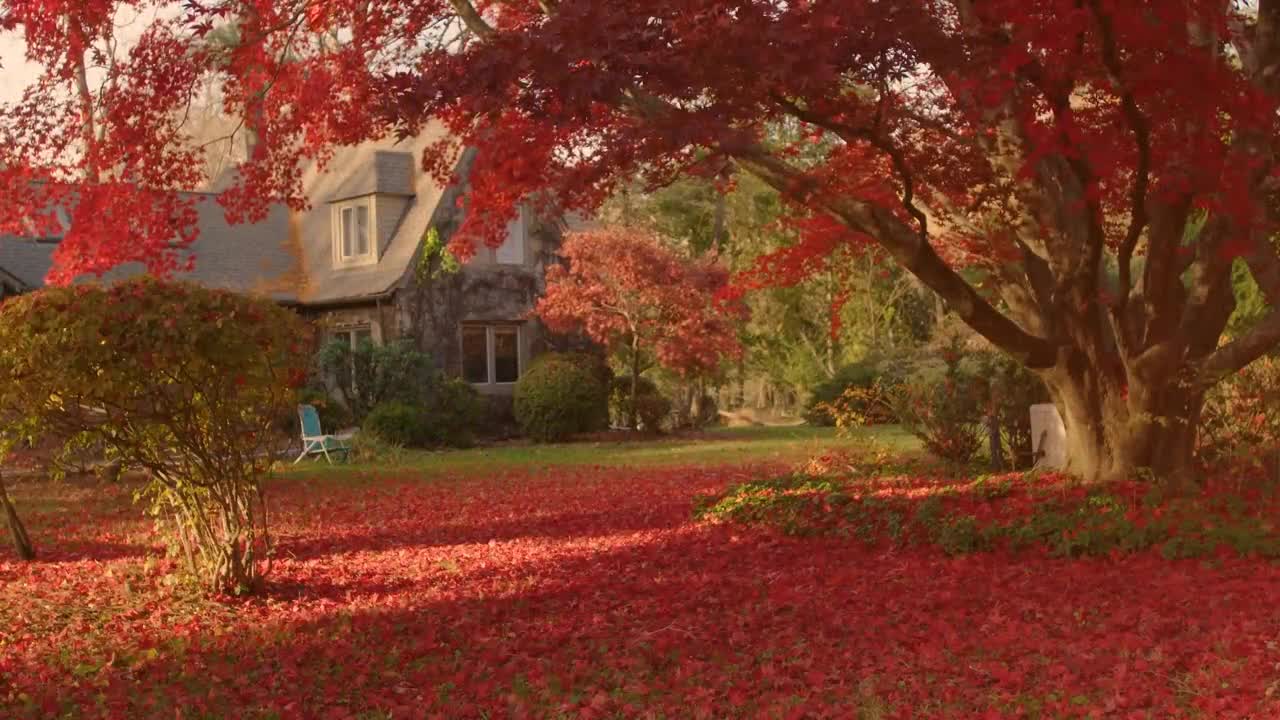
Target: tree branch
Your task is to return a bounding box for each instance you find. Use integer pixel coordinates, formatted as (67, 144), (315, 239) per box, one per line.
(732, 147), (1056, 368)
(449, 0), (496, 40)
(772, 94), (929, 242)
(1197, 233), (1280, 384)
(1087, 0), (1151, 312)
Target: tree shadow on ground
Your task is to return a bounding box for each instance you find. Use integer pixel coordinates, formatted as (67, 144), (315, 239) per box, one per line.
(9, 516), (1280, 720)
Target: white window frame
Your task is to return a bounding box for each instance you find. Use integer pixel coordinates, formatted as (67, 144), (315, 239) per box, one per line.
(460, 324), (522, 386)
(332, 198), (377, 267)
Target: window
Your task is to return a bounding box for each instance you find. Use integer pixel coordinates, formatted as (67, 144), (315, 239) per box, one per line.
(461, 325), (522, 385)
(333, 199), (374, 265)
(468, 206), (527, 265)
(333, 327), (374, 351)
(461, 326), (489, 384)
(495, 207), (526, 265)
(493, 327), (519, 383)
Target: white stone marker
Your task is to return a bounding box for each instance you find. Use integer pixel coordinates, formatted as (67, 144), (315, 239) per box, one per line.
(1029, 403), (1067, 470)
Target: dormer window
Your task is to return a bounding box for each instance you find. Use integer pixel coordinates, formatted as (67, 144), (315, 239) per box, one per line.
(333, 199), (375, 267)
(469, 205), (528, 266)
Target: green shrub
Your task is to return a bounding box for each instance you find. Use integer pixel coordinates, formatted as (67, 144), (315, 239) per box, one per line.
(313, 338), (436, 422)
(804, 361), (890, 426)
(610, 376), (672, 431)
(348, 430), (409, 466)
(364, 401), (427, 448)
(363, 377), (483, 449)
(0, 278), (309, 594)
(419, 377), (484, 448)
(514, 352), (610, 442)
(973, 351), (1051, 470)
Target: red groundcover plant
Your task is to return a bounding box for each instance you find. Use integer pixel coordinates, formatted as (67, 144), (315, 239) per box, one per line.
(536, 227), (741, 426)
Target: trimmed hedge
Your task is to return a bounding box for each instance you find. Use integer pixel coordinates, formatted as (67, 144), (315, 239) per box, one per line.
(513, 353), (610, 442)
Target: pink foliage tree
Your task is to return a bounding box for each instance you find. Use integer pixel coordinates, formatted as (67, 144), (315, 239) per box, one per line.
(536, 228), (741, 427)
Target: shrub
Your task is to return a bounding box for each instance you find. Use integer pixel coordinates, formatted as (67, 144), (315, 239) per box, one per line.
(362, 378), (484, 449)
(348, 430), (409, 466)
(0, 278), (309, 594)
(804, 361), (891, 426)
(313, 338), (436, 422)
(514, 352), (610, 441)
(364, 401), (427, 448)
(610, 376), (672, 431)
(879, 338), (989, 465)
(973, 351), (1051, 470)
(1199, 355), (1280, 469)
(419, 376), (484, 448)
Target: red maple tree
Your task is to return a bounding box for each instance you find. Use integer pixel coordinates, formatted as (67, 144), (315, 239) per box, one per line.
(536, 227), (740, 427)
(5, 1), (1280, 480)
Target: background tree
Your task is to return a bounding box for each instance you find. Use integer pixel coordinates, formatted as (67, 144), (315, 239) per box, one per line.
(608, 170), (933, 412)
(9, 1), (1280, 481)
(536, 228), (741, 428)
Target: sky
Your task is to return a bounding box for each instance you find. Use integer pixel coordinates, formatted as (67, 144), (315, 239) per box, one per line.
(0, 32), (39, 104)
(0, 5), (169, 105)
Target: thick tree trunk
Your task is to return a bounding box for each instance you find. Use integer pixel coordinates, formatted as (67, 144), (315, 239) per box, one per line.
(1043, 363), (1203, 484)
(0, 470), (34, 561)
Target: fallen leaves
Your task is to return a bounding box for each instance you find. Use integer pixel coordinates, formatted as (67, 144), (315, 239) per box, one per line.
(2, 464), (1280, 718)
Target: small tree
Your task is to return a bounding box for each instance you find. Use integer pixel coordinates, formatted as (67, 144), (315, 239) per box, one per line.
(536, 228), (742, 429)
(0, 278), (309, 594)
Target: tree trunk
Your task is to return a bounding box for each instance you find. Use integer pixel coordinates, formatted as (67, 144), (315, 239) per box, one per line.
(0, 470), (34, 561)
(629, 334), (640, 430)
(1043, 362), (1204, 484)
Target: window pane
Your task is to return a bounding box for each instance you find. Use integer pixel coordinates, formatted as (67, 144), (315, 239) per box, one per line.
(461, 327), (489, 384)
(496, 210), (525, 264)
(493, 328), (519, 383)
(356, 205), (370, 256)
(355, 329), (373, 348)
(341, 208), (354, 257)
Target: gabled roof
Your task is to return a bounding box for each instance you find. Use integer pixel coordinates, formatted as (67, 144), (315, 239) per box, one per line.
(0, 122), (464, 306)
(294, 124), (463, 305)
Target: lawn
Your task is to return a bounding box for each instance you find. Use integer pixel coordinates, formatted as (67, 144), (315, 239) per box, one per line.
(2, 427), (1279, 719)
(288, 425), (919, 481)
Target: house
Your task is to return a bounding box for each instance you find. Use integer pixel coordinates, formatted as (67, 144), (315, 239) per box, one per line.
(0, 123), (563, 399)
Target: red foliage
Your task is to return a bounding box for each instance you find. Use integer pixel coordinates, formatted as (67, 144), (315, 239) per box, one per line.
(4, 465), (1280, 718)
(7, 2), (1277, 281)
(536, 227), (742, 376)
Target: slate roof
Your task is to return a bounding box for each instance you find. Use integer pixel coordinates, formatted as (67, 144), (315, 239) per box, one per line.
(0, 122), (464, 306)
(0, 238), (56, 289)
(0, 194), (298, 301)
(329, 150), (417, 202)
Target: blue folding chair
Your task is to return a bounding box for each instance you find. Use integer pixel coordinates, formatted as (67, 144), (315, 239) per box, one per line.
(294, 404), (351, 464)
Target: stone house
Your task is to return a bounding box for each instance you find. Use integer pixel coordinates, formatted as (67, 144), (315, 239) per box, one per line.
(0, 123), (563, 400)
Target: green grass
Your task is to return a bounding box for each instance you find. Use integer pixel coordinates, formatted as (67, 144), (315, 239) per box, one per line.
(285, 424), (918, 480)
